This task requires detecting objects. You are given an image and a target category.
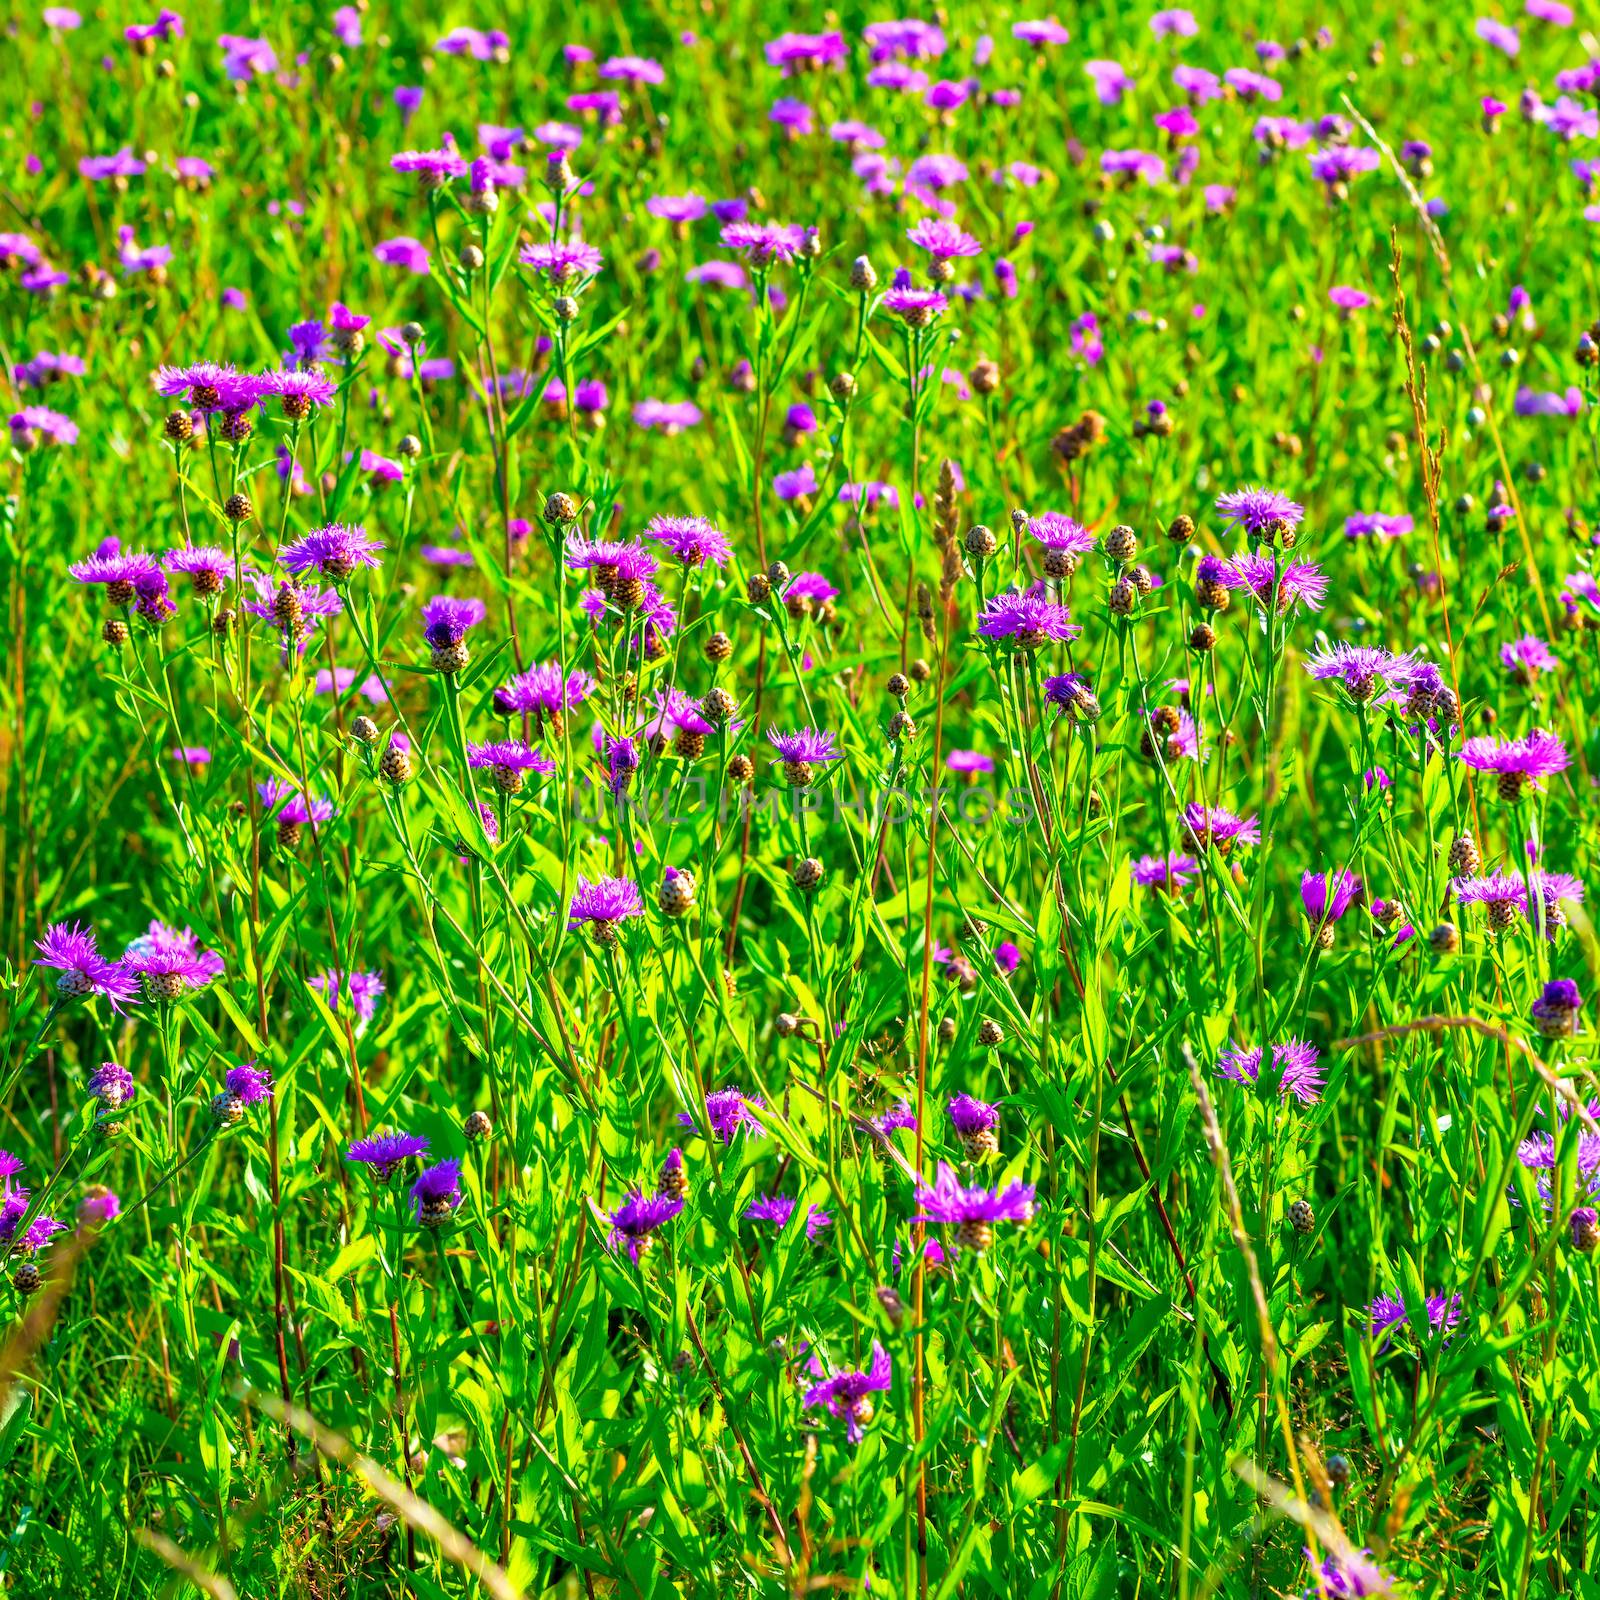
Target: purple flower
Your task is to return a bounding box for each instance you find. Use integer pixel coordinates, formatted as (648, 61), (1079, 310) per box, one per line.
(1309, 146), (1382, 188)
(946, 750), (993, 775)
(1369, 1291), (1462, 1349)
(1344, 512), (1414, 539)
(34, 922), (138, 1010)
(123, 924), (221, 1000)
(1013, 18), (1070, 46)
(1085, 59), (1134, 104)
(882, 287), (949, 326)
(262, 368), (338, 416)
(492, 663), (593, 725)
(281, 523), (383, 582)
(392, 148), (468, 187)
(1301, 869), (1362, 928)
(1303, 643), (1418, 703)
(225, 1063), (273, 1106)
(1226, 553), (1329, 614)
(802, 1342), (892, 1442)
(977, 584), (1080, 647)
(257, 779), (336, 830)
(1214, 485), (1304, 538)
(1329, 286), (1370, 313)
(768, 727), (843, 776)
(568, 876), (645, 934)
(88, 1063), (134, 1110)
(1028, 513), (1096, 557)
(164, 546), (233, 595)
(1501, 635), (1557, 682)
(1475, 16), (1520, 55)
(1309, 1550), (1397, 1597)
(907, 217), (982, 260)
(79, 148), (146, 182)
(410, 1159), (463, 1227)
(679, 1087), (765, 1144)
(373, 238), (431, 275)
(1181, 804), (1261, 854)
(633, 398), (703, 431)
(764, 30), (847, 73)
(773, 464), (817, 501)
(69, 551), (163, 599)
(600, 53), (665, 84)
(311, 969), (386, 1029)
(720, 221), (808, 266)
(1531, 979), (1582, 1037)
(1514, 385), (1584, 418)
(1150, 9), (1199, 37)
(745, 1194), (832, 1240)
(421, 595), (487, 648)
(1131, 852), (1200, 893)
(519, 239), (604, 284)
(607, 1190), (683, 1260)
(948, 1094), (999, 1140)
(435, 26), (508, 59)
(1458, 730), (1570, 799)
(993, 941), (1022, 974)
(914, 1162), (1035, 1248)
(1217, 1039), (1324, 1104)
(468, 740), (556, 789)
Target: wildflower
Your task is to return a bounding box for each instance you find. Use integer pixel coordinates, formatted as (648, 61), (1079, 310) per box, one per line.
(281, 523), (384, 582)
(492, 663), (593, 729)
(1181, 803), (1261, 853)
(0, 1193), (64, 1254)
(10, 406), (77, 446)
(994, 941), (1022, 974)
(645, 514), (731, 568)
(768, 727), (843, 786)
(607, 1191), (683, 1260)
(977, 585), (1080, 648)
(262, 368), (338, 418)
(164, 546), (233, 596)
(1028, 513), (1097, 577)
(1368, 1291), (1462, 1349)
(1013, 18), (1070, 46)
(568, 876), (645, 944)
(1458, 730), (1569, 801)
(1309, 1549), (1397, 1597)
(69, 551), (163, 606)
(519, 239), (604, 284)
(1217, 1039), (1325, 1103)
(1308, 146), (1382, 188)
(311, 969), (386, 1029)
(225, 1063), (273, 1105)
(1343, 512), (1413, 539)
(1131, 852), (1200, 893)
(422, 595), (487, 671)
(78, 1187), (120, 1225)
(745, 1194), (832, 1240)
(410, 1159), (463, 1227)
(907, 217), (982, 260)
(1301, 870), (1362, 947)
(34, 922), (138, 1010)
(468, 740), (556, 793)
(88, 1062), (135, 1109)
(257, 779), (336, 842)
(1303, 643), (1417, 703)
(803, 1342), (892, 1441)
(1500, 636), (1557, 683)
(679, 1087), (765, 1143)
(1214, 485), (1304, 540)
(914, 1162), (1035, 1250)
(882, 286), (948, 326)
(1226, 552), (1329, 613)
(719, 221), (808, 266)
(373, 237), (431, 274)
(948, 1095), (1000, 1160)
(946, 750), (993, 774)
(1531, 978), (1581, 1039)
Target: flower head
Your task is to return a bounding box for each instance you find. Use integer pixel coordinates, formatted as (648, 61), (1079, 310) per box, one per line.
(281, 523), (384, 582)
(1301, 870), (1362, 927)
(645, 514), (731, 568)
(1303, 643), (1417, 703)
(914, 1162), (1035, 1249)
(347, 1130), (428, 1181)
(568, 876), (645, 935)
(1132, 852), (1200, 893)
(802, 1342), (892, 1442)
(767, 727), (842, 767)
(410, 1159), (463, 1226)
(744, 1194), (832, 1240)
(35, 922), (138, 1010)
(1214, 485), (1304, 538)
(1181, 803), (1261, 853)
(680, 1087), (765, 1144)
(1217, 1039), (1324, 1104)
(421, 595), (487, 648)
(907, 217), (982, 260)
(311, 969), (386, 1029)
(1368, 1291), (1462, 1350)
(977, 585), (1080, 647)
(225, 1063), (273, 1106)
(607, 1190), (683, 1260)
(1458, 731), (1569, 800)
(1226, 552), (1329, 613)
(88, 1061), (136, 1109)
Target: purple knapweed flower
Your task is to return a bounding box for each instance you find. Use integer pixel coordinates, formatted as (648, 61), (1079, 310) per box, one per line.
(1368, 1291), (1462, 1349)
(1301, 870), (1362, 932)
(907, 217), (982, 260)
(680, 1087), (765, 1144)
(802, 1342), (892, 1442)
(1531, 978), (1582, 1038)
(768, 727), (843, 781)
(1181, 803), (1261, 854)
(311, 969), (386, 1029)
(1214, 485), (1304, 539)
(568, 876), (645, 941)
(607, 1191), (683, 1261)
(1226, 553), (1329, 613)
(281, 523), (384, 582)
(1303, 643), (1418, 703)
(977, 584), (1080, 647)
(410, 1159), (463, 1227)
(914, 1162), (1035, 1249)
(421, 595), (486, 649)
(745, 1194), (832, 1240)
(88, 1062), (136, 1109)
(35, 922), (138, 1010)
(468, 740), (556, 790)
(1501, 635), (1557, 683)
(1458, 730), (1569, 800)
(1132, 852), (1201, 893)
(224, 1063), (273, 1106)
(1217, 1039), (1324, 1104)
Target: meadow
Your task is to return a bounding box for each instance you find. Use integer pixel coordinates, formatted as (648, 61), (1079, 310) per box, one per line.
(1, 2), (1598, 1595)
